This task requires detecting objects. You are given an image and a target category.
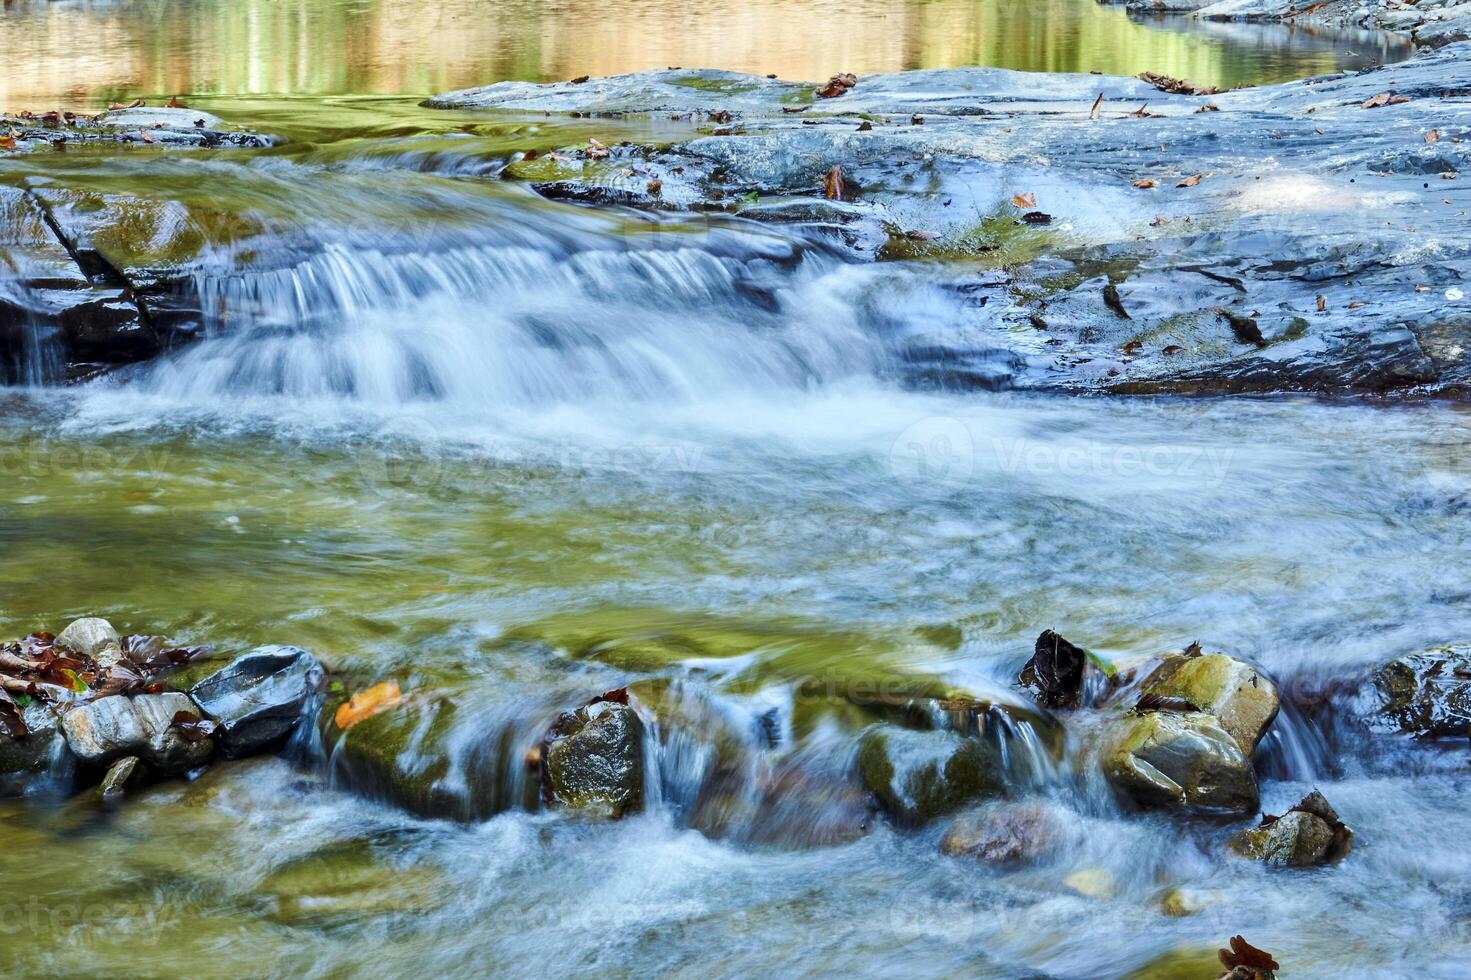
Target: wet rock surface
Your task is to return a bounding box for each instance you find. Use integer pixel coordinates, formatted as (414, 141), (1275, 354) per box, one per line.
(541, 693), (646, 818)
(1362, 643), (1471, 736)
(424, 43), (1471, 400)
(1101, 708), (1259, 815)
(189, 646), (325, 757)
(939, 800), (1072, 866)
(1138, 648), (1279, 755)
(60, 691), (214, 775)
(1230, 789), (1354, 866)
(858, 724), (1007, 825)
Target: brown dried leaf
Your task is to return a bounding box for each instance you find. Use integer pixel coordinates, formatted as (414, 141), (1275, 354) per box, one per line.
(823, 165), (845, 201)
(904, 229), (939, 241)
(1011, 192), (1037, 209)
(1219, 936), (1280, 973)
(1362, 92), (1392, 109)
(647, 178), (662, 195)
(334, 681), (403, 730)
(170, 710), (216, 743)
(781, 105), (809, 114)
(1426, 129), (1440, 144)
(569, 75), (590, 84)
(164, 96), (187, 109)
(856, 121), (872, 132)
(1316, 294), (1327, 313)
(0, 136), (14, 150)
(1135, 691), (1201, 714)
(1090, 92), (1103, 120)
(139, 129), (157, 143)
(1132, 179), (1157, 189)
(1177, 174), (1202, 188)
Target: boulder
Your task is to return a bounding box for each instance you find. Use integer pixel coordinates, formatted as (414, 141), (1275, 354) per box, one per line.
(0, 703), (66, 784)
(189, 646), (325, 757)
(1100, 710), (1259, 816)
(1230, 790), (1353, 867)
(1364, 644), (1471, 737)
(1138, 648), (1279, 755)
(60, 692), (213, 775)
(1019, 630), (1113, 710)
(857, 725), (1005, 826)
(939, 801), (1070, 866)
(542, 695), (646, 818)
(55, 617), (121, 661)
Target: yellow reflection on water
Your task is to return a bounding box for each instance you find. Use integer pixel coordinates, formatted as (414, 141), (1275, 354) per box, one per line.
(0, 0), (1406, 108)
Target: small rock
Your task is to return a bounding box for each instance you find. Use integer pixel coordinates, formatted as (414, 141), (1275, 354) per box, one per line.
(1101, 710), (1258, 816)
(939, 801), (1068, 866)
(189, 646), (325, 757)
(1063, 867), (1117, 899)
(60, 692), (213, 775)
(1154, 885), (1211, 917)
(1364, 644), (1471, 737)
(542, 694), (646, 818)
(858, 725), (1005, 826)
(100, 755), (142, 801)
(55, 618), (120, 658)
(1229, 789), (1353, 867)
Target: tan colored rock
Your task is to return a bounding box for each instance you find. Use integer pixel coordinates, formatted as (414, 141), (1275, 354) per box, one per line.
(1101, 709), (1258, 816)
(1141, 650), (1279, 755)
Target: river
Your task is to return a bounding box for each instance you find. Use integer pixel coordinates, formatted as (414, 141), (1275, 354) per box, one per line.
(2, 1), (1466, 977)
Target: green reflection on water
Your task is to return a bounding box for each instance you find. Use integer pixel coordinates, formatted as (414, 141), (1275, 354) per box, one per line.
(1, 0), (1409, 108)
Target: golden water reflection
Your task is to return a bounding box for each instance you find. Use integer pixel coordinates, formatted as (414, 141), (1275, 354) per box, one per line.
(1, 0), (1410, 108)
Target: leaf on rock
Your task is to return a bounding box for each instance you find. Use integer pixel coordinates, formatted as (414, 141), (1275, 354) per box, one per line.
(1177, 174), (1202, 188)
(0, 136), (14, 150)
(1090, 93), (1103, 120)
(857, 120), (872, 132)
(169, 710), (217, 743)
(1132, 179), (1157, 189)
(1362, 92), (1409, 109)
(164, 96), (187, 109)
(1163, 344), (1184, 355)
(1219, 936), (1279, 973)
(0, 689), (27, 739)
(139, 130), (157, 143)
(1138, 72), (1222, 97)
(1316, 294), (1328, 313)
(781, 105), (809, 114)
(1021, 211), (1053, 225)
(708, 110), (734, 124)
(1150, 214), (1171, 227)
(1426, 129), (1440, 144)
(816, 73), (857, 99)
(823, 165), (845, 201)
(647, 178), (662, 195)
(569, 75), (590, 84)
(335, 681), (403, 730)
(1196, 102), (1220, 113)
(1135, 692), (1201, 714)
(1011, 192), (1036, 209)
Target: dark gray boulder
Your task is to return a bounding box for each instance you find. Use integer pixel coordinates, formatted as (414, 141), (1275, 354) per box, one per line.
(189, 646), (326, 757)
(542, 694), (646, 818)
(1363, 644), (1471, 737)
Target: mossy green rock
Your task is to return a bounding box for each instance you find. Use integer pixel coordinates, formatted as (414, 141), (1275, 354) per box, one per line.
(1101, 710), (1258, 816)
(1368, 644), (1471, 737)
(1142, 651), (1279, 755)
(858, 725), (1005, 826)
(543, 700), (646, 819)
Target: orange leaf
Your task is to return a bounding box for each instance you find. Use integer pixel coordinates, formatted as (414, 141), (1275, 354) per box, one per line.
(1426, 129), (1440, 144)
(1177, 174), (1202, 188)
(823, 165), (845, 201)
(1012, 192), (1036, 209)
(1131, 179), (1156, 189)
(0, 136), (15, 150)
(1316, 294), (1327, 313)
(164, 96), (187, 109)
(335, 681), (403, 730)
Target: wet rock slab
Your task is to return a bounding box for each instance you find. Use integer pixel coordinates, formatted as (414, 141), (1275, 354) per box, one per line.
(426, 43), (1471, 400)
(60, 692), (214, 775)
(189, 646), (325, 758)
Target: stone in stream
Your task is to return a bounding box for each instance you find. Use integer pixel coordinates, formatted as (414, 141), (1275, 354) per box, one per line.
(99, 755), (143, 801)
(1362, 644), (1471, 737)
(857, 725), (1006, 826)
(1019, 629), (1113, 709)
(939, 800), (1073, 866)
(188, 646), (325, 757)
(542, 692), (647, 819)
(0, 702), (66, 785)
(1137, 647), (1279, 755)
(1230, 790), (1354, 867)
(1101, 709), (1259, 816)
(60, 692), (214, 775)
(55, 617), (122, 665)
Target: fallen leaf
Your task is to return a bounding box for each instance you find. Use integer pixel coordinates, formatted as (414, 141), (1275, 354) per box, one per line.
(815, 81), (848, 99)
(569, 75), (590, 84)
(708, 110), (733, 124)
(781, 105), (809, 114)
(647, 178), (662, 195)
(1012, 192), (1037, 209)
(712, 127), (733, 136)
(335, 681), (403, 730)
(1316, 294), (1328, 313)
(1347, 300), (1365, 309)
(1426, 129), (1440, 144)
(856, 121), (872, 132)
(1218, 936), (1279, 973)
(1135, 692), (1201, 714)
(1177, 174), (1202, 187)
(1163, 344), (1184, 355)
(0, 136), (14, 150)
(1150, 214), (1171, 227)
(1138, 71), (1221, 97)
(1090, 93), (1103, 120)
(164, 96), (187, 109)
(139, 129), (157, 143)
(904, 229), (939, 241)
(823, 165), (845, 201)
(1122, 340), (1143, 355)
(521, 148), (539, 161)
(170, 710), (216, 743)
(1125, 103), (1154, 119)
(1131, 178), (1157, 189)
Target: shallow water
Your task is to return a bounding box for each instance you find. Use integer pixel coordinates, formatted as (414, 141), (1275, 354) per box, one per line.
(2, 1), (1467, 977)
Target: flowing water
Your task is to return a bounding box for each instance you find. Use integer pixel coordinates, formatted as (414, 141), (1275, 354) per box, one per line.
(2, 1), (1465, 977)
